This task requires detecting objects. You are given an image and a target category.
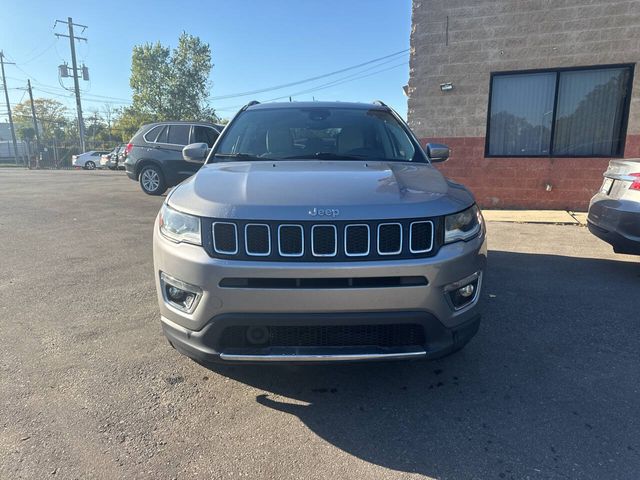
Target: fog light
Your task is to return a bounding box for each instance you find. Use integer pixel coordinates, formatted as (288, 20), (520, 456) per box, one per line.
(167, 286), (196, 310)
(445, 272), (481, 310)
(458, 284), (475, 298)
(160, 272), (202, 313)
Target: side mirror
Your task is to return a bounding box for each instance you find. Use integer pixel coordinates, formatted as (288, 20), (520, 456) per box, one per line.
(182, 142), (208, 163)
(425, 143), (449, 163)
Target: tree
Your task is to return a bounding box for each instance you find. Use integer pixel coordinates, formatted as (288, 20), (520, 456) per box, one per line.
(128, 32), (216, 122)
(130, 41), (172, 119)
(112, 106), (156, 142)
(113, 32), (217, 141)
(18, 126), (35, 142)
(13, 98), (70, 140)
(169, 33), (215, 120)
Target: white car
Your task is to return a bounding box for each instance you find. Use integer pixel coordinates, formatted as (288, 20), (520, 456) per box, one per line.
(100, 145), (126, 170)
(72, 151), (109, 170)
(99, 152), (111, 169)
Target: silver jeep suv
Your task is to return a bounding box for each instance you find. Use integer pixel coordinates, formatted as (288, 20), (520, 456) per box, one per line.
(153, 101), (487, 363)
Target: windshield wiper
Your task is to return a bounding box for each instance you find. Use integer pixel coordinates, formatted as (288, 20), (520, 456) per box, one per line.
(282, 152), (367, 160)
(214, 153), (277, 161)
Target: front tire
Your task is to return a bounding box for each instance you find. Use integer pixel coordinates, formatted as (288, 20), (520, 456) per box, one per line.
(85, 161), (96, 170)
(139, 165), (166, 195)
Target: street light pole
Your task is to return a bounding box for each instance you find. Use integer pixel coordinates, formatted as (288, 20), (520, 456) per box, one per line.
(0, 50), (20, 166)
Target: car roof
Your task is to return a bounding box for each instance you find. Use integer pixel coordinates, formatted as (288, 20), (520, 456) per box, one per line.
(245, 101), (388, 111)
(143, 120), (221, 128)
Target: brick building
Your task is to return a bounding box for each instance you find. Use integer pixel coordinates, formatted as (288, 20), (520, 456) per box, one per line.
(408, 0), (640, 210)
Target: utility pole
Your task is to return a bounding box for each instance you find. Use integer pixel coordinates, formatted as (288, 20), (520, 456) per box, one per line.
(0, 51), (20, 166)
(91, 112), (98, 146)
(55, 17), (88, 152)
(27, 80), (41, 168)
(102, 104), (113, 144)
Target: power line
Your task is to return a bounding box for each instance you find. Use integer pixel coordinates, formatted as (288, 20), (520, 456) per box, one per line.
(209, 48), (409, 101)
(5, 70), (131, 103)
(33, 86), (131, 105)
(19, 42), (49, 63)
(266, 60), (409, 102)
(215, 59), (409, 112)
(20, 39), (58, 65)
(3, 52), (42, 84)
(67, 90), (130, 102)
(4, 45), (408, 121)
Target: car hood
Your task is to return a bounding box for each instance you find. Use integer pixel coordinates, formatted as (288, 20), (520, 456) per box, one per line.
(168, 160), (475, 221)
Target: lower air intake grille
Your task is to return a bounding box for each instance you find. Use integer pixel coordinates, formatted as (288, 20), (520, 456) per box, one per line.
(220, 324), (426, 349)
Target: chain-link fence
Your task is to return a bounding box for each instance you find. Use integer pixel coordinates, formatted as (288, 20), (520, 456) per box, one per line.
(0, 139), (121, 169)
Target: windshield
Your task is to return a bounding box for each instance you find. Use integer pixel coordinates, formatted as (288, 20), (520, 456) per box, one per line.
(211, 107), (421, 163)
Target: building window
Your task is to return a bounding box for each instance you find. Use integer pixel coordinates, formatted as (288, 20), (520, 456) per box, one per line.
(486, 65), (634, 157)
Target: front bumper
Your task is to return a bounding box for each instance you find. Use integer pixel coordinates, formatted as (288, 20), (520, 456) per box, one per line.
(162, 311), (481, 364)
(588, 195), (640, 254)
(154, 217), (487, 363)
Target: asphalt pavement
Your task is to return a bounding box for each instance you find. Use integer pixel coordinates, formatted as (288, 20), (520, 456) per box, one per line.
(0, 169), (639, 480)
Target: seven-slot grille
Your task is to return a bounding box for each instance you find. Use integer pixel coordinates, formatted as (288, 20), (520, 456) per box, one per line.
(206, 218), (437, 261)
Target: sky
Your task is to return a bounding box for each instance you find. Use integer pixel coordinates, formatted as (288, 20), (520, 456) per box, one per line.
(0, 0), (412, 124)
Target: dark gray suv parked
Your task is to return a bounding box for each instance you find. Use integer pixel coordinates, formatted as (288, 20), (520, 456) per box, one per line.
(124, 121), (224, 195)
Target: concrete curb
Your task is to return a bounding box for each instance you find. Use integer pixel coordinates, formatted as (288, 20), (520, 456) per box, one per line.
(483, 210), (588, 225)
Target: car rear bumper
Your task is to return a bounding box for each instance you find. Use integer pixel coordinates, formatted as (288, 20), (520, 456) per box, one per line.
(124, 159), (136, 180)
(587, 195), (640, 254)
(587, 222), (640, 254)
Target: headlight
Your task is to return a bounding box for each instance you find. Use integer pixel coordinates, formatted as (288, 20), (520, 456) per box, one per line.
(444, 205), (482, 244)
(158, 203), (201, 245)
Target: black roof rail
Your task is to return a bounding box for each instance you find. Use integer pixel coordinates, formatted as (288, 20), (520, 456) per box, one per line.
(372, 100), (388, 107)
(241, 100), (260, 111)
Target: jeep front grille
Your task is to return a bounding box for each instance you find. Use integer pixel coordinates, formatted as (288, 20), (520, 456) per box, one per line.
(410, 221), (434, 253)
(344, 224), (369, 256)
(245, 224), (270, 256)
(377, 223), (402, 255)
(278, 224), (304, 257)
(311, 225), (337, 257)
(205, 218), (439, 261)
(212, 222), (238, 254)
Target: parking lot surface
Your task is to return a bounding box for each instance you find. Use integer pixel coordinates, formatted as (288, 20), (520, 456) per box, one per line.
(1, 169), (639, 480)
